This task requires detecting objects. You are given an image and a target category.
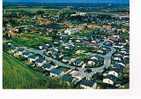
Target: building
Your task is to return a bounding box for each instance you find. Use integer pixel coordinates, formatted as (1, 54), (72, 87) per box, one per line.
(22, 51), (33, 59)
(90, 56), (98, 61)
(113, 62), (125, 71)
(73, 59), (84, 67)
(87, 61), (96, 66)
(108, 71), (119, 78)
(103, 78), (114, 85)
(42, 64), (54, 71)
(35, 58), (46, 67)
(103, 75), (119, 86)
(113, 57), (122, 62)
(28, 55), (39, 64)
(50, 68), (63, 77)
(13, 48), (25, 57)
(62, 57), (70, 63)
(8, 46), (17, 54)
(70, 70), (83, 80)
(64, 28), (79, 35)
(79, 80), (97, 89)
(61, 74), (74, 84)
(71, 12), (87, 17)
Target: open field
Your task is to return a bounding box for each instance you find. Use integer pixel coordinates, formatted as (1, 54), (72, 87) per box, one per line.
(9, 33), (52, 48)
(3, 52), (72, 89)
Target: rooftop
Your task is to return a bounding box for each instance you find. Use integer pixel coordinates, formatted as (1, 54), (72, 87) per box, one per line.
(50, 68), (62, 75)
(79, 80), (96, 87)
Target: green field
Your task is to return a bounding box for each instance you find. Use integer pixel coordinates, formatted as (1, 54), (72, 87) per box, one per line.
(9, 33), (52, 48)
(3, 52), (72, 89)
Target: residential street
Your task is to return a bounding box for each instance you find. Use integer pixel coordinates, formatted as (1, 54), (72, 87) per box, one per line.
(25, 40), (116, 79)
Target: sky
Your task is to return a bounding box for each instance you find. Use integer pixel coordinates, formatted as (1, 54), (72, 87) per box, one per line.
(4, 0), (129, 4)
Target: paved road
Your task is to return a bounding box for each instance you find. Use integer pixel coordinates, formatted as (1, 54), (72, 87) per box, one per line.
(84, 43), (116, 79)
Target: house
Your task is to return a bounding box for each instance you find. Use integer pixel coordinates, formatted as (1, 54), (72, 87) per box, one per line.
(8, 46), (17, 54)
(104, 41), (113, 46)
(73, 59), (84, 67)
(62, 57), (70, 63)
(54, 41), (59, 45)
(120, 50), (128, 55)
(58, 54), (64, 60)
(35, 58), (46, 67)
(39, 44), (50, 50)
(64, 46), (70, 50)
(7, 43), (14, 49)
(123, 55), (129, 59)
(108, 35), (120, 42)
(113, 62), (125, 71)
(87, 61), (96, 66)
(64, 28), (79, 35)
(42, 64), (54, 71)
(50, 68), (63, 77)
(61, 74), (74, 83)
(76, 39), (81, 43)
(79, 80), (97, 89)
(38, 46), (43, 50)
(97, 50), (105, 55)
(103, 74), (121, 88)
(44, 44), (51, 48)
(51, 52), (59, 59)
(70, 70), (83, 80)
(64, 29), (72, 35)
(52, 47), (59, 52)
(22, 51), (33, 59)
(82, 63), (86, 68)
(113, 45), (124, 49)
(69, 58), (76, 65)
(123, 55), (129, 63)
(113, 53), (122, 57)
(91, 40), (97, 44)
(90, 56), (98, 61)
(103, 78), (114, 85)
(75, 50), (85, 55)
(28, 54), (40, 64)
(108, 71), (119, 78)
(7, 42), (12, 46)
(113, 57), (122, 62)
(71, 12), (86, 17)
(63, 43), (74, 50)
(46, 50), (53, 56)
(14, 48), (25, 57)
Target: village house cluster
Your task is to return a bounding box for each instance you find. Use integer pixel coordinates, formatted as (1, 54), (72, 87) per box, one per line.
(3, 4), (129, 89)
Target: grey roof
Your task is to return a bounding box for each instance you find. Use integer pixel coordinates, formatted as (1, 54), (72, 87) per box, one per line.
(17, 48), (25, 52)
(61, 74), (73, 82)
(113, 63), (124, 71)
(36, 58), (45, 63)
(50, 68), (62, 75)
(104, 75), (119, 83)
(79, 80), (96, 87)
(74, 59), (83, 66)
(43, 64), (52, 68)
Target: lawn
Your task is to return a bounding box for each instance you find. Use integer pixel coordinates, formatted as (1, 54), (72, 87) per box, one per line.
(3, 52), (72, 89)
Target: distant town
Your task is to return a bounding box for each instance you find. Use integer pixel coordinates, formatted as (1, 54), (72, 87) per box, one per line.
(3, 3), (129, 89)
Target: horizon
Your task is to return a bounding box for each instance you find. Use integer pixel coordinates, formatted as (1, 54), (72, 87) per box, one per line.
(4, 0), (129, 4)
